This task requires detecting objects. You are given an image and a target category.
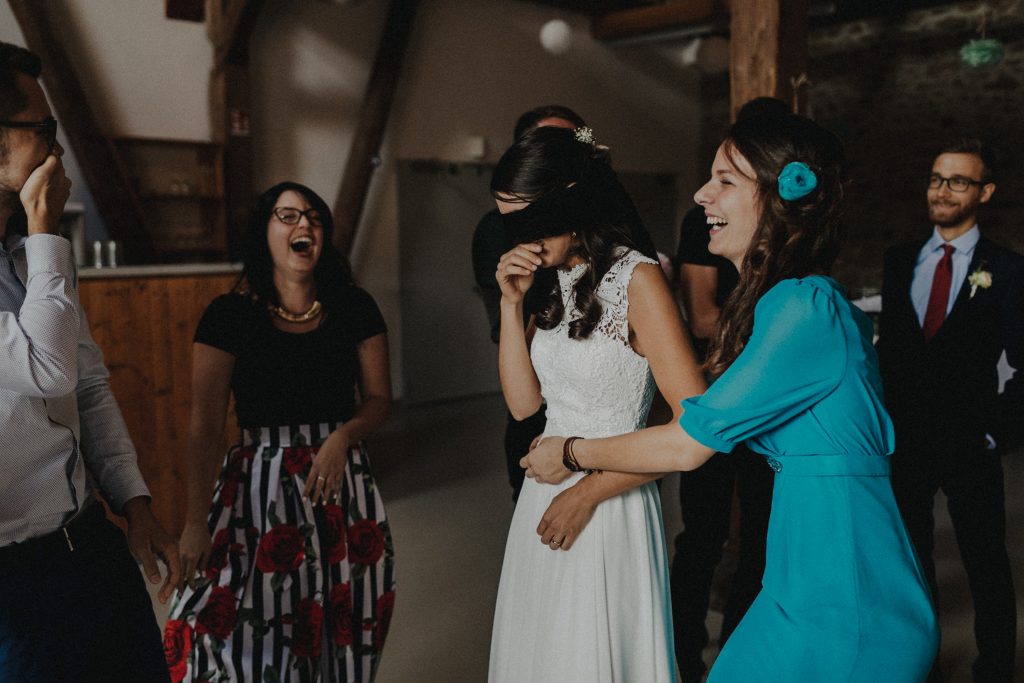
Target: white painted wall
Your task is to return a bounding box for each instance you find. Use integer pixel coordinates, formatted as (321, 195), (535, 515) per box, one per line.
(3, 0), (704, 397)
(1, 0), (212, 240)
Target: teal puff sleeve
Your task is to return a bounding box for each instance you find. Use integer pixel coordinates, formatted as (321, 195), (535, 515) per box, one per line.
(680, 278), (847, 452)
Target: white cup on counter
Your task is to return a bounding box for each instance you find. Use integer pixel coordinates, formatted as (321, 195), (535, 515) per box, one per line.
(91, 240), (120, 268)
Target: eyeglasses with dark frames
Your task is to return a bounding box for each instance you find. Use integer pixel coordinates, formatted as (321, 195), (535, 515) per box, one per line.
(0, 116), (57, 154)
(928, 174), (984, 193)
(273, 206), (323, 227)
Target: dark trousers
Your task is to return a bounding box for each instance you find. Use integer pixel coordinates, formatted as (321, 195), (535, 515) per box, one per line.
(892, 444), (1016, 683)
(505, 407), (546, 503)
(671, 446), (773, 683)
(0, 504), (169, 682)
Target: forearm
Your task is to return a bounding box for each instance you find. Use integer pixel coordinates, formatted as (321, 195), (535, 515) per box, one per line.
(76, 353), (150, 513)
(498, 299), (542, 419)
(687, 307), (721, 341)
(572, 422), (713, 474)
(335, 395), (390, 444)
(568, 469), (663, 506)
(183, 425), (227, 524)
(0, 235), (80, 396)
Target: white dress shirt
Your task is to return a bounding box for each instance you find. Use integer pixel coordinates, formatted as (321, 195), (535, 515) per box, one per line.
(0, 231), (149, 545)
(910, 225), (980, 327)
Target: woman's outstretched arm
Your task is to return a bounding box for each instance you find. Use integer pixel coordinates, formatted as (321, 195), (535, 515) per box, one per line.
(533, 261), (708, 547)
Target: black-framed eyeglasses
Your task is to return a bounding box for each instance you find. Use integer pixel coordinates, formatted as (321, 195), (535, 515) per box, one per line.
(0, 116), (57, 153)
(273, 206), (323, 226)
(928, 174), (983, 193)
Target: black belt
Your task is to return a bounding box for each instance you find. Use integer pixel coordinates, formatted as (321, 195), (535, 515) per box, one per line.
(0, 503), (106, 566)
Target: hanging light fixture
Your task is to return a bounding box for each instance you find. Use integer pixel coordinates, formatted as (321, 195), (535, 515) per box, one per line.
(960, 10), (1005, 68)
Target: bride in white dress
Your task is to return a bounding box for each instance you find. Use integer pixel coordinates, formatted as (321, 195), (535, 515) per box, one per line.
(487, 127), (706, 682)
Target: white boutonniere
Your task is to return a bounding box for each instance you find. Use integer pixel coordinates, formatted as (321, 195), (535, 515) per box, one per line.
(968, 266), (993, 298)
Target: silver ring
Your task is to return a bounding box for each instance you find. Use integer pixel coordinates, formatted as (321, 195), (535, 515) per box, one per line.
(316, 475), (326, 482)
(551, 540), (562, 546)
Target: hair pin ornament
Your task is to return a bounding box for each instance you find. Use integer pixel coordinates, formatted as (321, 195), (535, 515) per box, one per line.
(573, 126), (595, 145)
(778, 161), (818, 201)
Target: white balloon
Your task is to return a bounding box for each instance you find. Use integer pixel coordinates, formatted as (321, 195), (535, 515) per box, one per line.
(539, 19), (572, 55)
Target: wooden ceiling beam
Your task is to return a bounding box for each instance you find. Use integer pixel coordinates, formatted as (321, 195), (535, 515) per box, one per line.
(7, 0), (155, 262)
(333, 0), (418, 256)
(592, 0), (729, 41)
(730, 0), (808, 118)
(206, 1), (265, 258)
(210, 0), (266, 67)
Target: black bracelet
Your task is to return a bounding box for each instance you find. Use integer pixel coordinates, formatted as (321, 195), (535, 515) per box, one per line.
(562, 436), (584, 472)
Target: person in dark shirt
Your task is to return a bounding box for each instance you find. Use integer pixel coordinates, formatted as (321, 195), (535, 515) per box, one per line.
(472, 105), (656, 501)
(169, 182), (395, 682)
(670, 97), (788, 683)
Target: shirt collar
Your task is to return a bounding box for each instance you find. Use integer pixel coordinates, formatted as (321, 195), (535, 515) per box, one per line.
(924, 224), (980, 257)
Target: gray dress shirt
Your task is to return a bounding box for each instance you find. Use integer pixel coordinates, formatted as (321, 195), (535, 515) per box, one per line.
(0, 232), (149, 546)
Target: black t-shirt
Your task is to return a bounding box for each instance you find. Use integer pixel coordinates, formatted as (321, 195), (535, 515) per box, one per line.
(675, 205), (739, 308)
(675, 205), (739, 359)
(195, 289), (387, 427)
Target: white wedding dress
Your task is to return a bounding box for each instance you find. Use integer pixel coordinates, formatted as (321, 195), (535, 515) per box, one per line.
(489, 248), (675, 683)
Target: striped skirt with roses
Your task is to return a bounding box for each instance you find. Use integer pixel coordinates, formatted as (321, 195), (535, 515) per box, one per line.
(164, 423), (396, 682)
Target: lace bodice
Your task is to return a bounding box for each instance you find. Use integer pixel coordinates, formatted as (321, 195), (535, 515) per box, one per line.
(531, 248), (658, 438)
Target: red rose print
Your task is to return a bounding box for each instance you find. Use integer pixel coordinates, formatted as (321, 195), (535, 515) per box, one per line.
(347, 519), (385, 565)
(206, 528), (245, 579)
(255, 524), (305, 574)
(163, 619), (192, 682)
(374, 591), (396, 649)
(290, 598), (323, 658)
(330, 582), (353, 646)
(282, 445), (314, 475)
(321, 504), (348, 564)
(195, 586), (237, 640)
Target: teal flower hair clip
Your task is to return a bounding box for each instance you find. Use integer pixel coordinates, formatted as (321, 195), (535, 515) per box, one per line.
(778, 161), (818, 201)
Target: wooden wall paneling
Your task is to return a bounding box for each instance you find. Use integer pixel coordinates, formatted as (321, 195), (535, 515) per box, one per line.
(80, 274), (237, 535)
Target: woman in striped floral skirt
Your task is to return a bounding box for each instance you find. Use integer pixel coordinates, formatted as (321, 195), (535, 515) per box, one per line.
(164, 182), (395, 682)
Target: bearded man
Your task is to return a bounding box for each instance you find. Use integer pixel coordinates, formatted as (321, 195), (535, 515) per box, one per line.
(877, 138), (1023, 682)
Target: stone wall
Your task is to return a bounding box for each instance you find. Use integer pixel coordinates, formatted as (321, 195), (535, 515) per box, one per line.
(699, 0), (1024, 291)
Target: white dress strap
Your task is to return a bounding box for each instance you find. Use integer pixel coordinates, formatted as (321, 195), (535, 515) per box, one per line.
(597, 248), (658, 345)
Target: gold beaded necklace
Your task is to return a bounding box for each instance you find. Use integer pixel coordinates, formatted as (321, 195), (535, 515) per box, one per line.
(269, 300), (322, 323)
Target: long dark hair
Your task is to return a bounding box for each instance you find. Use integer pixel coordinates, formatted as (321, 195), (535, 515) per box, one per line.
(236, 181), (354, 314)
(705, 114), (846, 376)
(491, 127), (637, 339)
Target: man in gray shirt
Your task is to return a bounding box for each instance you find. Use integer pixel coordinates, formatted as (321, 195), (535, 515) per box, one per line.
(0, 41), (179, 680)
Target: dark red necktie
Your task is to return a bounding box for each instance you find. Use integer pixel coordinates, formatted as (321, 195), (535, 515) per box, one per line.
(922, 244), (954, 342)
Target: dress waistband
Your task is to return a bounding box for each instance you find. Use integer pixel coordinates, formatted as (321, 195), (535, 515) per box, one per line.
(766, 453), (891, 477)
(241, 422), (343, 448)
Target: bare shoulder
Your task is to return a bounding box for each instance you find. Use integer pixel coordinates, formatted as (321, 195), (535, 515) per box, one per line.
(626, 260), (672, 300)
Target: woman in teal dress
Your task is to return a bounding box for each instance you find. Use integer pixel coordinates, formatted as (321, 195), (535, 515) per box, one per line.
(524, 113), (939, 681)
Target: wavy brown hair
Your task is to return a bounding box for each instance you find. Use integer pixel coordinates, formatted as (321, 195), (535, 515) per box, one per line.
(705, 114), (846, 376)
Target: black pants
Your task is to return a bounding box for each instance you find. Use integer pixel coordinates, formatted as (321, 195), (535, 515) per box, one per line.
(671, 446), (773, 683)
(505, 407), (547, 503)
(0, 504), (169, 682)
(891, 444), (1016, 683)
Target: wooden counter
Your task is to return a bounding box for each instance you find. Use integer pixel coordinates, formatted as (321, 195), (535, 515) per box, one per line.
(79, 265), (241, 535)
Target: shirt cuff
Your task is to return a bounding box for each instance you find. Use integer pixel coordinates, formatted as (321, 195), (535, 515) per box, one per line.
(25, 234), (74, 277)
(101, 467), (152, 515)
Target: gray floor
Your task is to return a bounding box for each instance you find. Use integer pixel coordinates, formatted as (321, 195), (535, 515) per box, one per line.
(151, 393), (1024, 681)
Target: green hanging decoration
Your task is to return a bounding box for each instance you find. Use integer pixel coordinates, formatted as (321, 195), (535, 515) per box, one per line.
(960, 11), (1005, 68)
(960, 38), (1005, 67)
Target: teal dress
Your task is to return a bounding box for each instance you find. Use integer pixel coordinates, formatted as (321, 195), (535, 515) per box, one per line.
(681, 276), (939, 682)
